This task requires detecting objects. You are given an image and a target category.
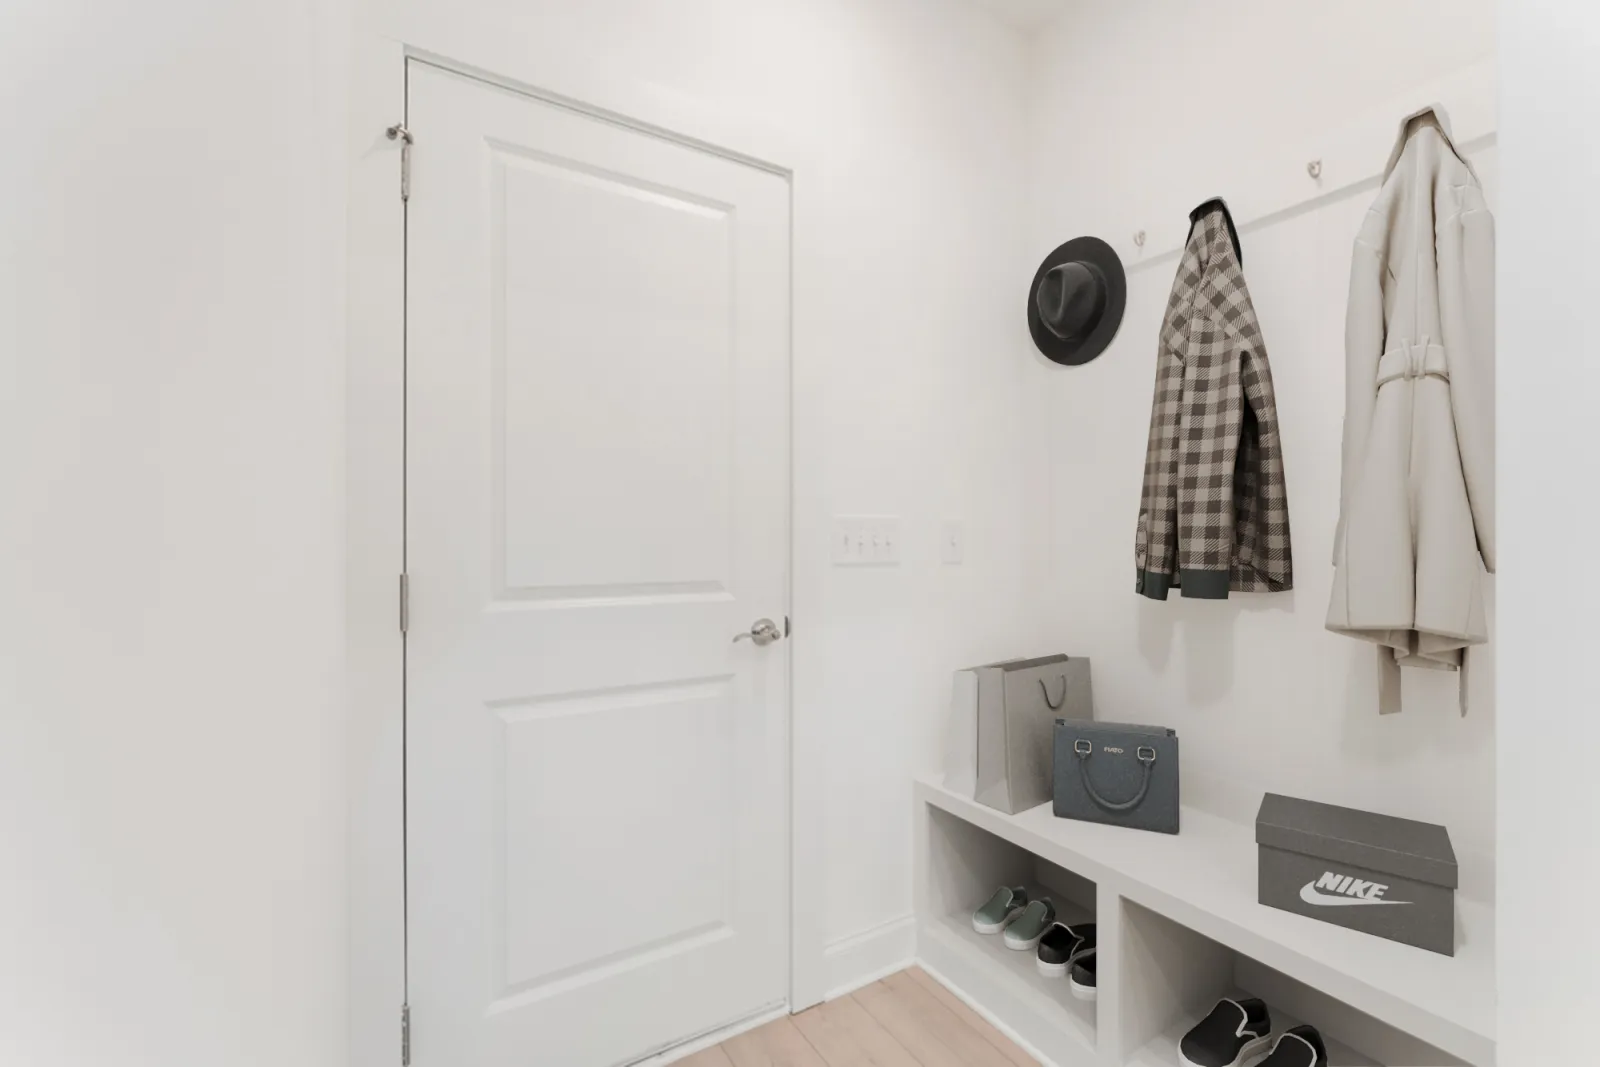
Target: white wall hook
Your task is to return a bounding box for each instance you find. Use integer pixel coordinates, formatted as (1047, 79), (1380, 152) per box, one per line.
(1306, 159), (1323, 180)
(1133, 230), (1146, 248)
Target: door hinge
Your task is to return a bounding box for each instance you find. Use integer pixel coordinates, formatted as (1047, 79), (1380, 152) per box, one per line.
(386, 123), (412, 202)
(401, 1002), (411, 1066)
(399, 573), (410, 635)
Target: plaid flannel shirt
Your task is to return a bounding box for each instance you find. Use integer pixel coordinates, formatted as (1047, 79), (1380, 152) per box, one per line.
(1135, 200), (1292, 600)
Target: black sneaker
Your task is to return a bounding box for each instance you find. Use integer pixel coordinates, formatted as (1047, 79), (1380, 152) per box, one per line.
(1258, 1026), (1329, 1067)
(1179, 998), (1273, 1067)
(1035, 921), (1095, 978)
(1067, 947), (1097, 1002)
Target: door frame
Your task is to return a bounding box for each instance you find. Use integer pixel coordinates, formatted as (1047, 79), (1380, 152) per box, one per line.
(346, 37), (831, 1066)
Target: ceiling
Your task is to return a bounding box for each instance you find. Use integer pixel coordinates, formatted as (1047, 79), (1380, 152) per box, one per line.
(962, 0), (1070, 31)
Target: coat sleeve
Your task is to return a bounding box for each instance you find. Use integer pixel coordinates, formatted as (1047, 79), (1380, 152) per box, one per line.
(1240, 340), (1292, 585)
(1335, 233), (1386, 565)
(1438, 203), (1496, 572)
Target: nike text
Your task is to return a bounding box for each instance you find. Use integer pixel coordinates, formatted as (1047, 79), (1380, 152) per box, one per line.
(1316, 870), (1388, 900)
(1298, 871), (1412, 907)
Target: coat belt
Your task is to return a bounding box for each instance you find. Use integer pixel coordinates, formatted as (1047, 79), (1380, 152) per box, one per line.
(1375, 340), (1448, 388)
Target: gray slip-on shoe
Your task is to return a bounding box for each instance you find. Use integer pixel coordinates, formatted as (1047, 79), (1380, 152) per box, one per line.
(972, 886), (1030, 934)
(1003, 899), (1056, 950)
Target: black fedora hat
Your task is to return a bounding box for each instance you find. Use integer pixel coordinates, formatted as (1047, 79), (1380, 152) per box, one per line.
(1027, 236), (1126, 366)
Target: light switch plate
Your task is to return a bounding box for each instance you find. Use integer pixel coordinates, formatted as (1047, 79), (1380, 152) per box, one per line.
(941, 519), (965, 565)
(832, 515), (901, 566)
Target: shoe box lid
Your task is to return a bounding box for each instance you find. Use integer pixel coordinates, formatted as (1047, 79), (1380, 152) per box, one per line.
(1255, 793), (1458, 890)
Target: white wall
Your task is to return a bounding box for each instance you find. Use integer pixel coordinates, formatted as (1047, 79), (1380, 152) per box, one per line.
(358, 0), (1043, 999)
(1496, 2), (1600, 1061)
(0, 2), (349, 1065)
(1024, 1), (1499, 895)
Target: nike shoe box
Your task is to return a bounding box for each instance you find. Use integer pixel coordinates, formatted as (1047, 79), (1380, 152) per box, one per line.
(1255, 793), (1458, 956)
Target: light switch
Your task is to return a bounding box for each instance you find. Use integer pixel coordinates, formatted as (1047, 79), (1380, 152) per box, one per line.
(832, 515), (901, 566)
(941, 519), (965, 565)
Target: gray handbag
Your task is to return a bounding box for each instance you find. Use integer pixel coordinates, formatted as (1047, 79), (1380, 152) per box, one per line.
(1052, 719), (1179, 834)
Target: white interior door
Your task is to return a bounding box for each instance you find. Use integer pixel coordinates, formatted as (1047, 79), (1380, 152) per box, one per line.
(404, 61), (791, 1067)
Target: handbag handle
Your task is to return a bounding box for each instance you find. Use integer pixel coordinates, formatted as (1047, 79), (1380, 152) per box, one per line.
(1072, 740), (1157, 813)
(1039, 675), (1068, 710)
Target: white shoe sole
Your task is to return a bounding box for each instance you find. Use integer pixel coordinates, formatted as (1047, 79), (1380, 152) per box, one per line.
(1177, 1034), (1273, 1067)
(1004, 931), (1044, 951)
(1068, 976), (1096, 1002)
(972, 906), (1023, 935)
(1036, 957), (1068, 978)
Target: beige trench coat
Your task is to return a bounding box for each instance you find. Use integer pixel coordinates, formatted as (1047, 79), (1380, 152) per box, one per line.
(1327, 106), (1495, 713)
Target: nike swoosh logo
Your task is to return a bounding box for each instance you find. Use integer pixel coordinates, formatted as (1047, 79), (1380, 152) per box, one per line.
(1300, 882), (1411, 907)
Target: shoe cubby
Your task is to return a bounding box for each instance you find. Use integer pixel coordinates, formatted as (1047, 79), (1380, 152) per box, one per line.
(915, 801), (1099, 1066)
(1117, 898), (1465, 1066)
(912, 777), (1496, 1067)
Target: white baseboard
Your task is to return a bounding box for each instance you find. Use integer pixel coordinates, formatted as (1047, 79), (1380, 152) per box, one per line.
(822, 913), (917, 1000)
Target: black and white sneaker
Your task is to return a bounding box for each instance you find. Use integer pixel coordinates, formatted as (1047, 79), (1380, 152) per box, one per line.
(1257, 1026), (1328, 1067)
(1067, 948), (1097, 1002)
(1178, 998), (1273, 1067)
(1035, 922), (1095, 978)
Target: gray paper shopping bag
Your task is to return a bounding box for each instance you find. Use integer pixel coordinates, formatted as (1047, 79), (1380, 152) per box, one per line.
(974, 655), (1093, 814)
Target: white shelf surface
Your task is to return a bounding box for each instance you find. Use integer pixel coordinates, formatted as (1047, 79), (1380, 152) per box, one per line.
(921, 883), (1094, 1067)
(915, 776), (1495, 1067)
(1126, 992), (1379, 1067)
(936, 887), (1096, 1046)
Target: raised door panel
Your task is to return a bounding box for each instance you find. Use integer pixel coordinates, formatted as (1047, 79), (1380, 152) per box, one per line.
(495, 677), (737, 997)
(493, 147), (736, 601)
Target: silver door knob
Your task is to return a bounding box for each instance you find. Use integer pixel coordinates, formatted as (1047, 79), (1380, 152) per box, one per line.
(734, 618), (781, 647)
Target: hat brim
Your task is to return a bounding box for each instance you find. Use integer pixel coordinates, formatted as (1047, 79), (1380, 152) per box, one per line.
(1027, 236), (1127, 366)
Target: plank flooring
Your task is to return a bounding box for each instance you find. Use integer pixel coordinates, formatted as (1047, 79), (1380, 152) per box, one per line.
(695, 968), (1039, 1067)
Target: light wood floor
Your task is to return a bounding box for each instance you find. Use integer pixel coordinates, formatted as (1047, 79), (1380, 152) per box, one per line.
(678, 967), (1040, 1067)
